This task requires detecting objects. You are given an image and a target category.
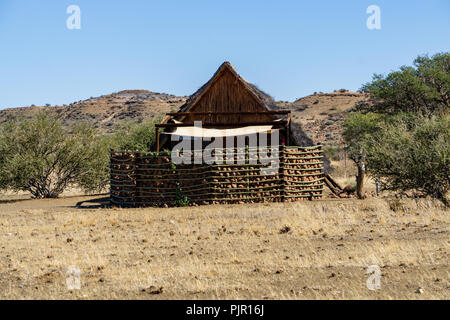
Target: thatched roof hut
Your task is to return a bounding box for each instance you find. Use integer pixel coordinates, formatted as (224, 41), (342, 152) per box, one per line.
(157, 61), (317, 147)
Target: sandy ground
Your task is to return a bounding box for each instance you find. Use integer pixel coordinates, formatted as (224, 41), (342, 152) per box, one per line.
(0, 192), (448, 300)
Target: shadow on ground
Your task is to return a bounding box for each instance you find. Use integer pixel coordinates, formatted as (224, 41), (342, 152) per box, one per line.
(76, 197), (111, 209)
(0, 198), (30, 204)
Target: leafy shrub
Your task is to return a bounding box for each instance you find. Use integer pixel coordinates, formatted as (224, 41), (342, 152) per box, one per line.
(364, 115), (449, 204)
(174, 185), (190, 207)
(344, 113), (449, 204)
(0, 112), (109, 198)
(111, 118), (161, 151)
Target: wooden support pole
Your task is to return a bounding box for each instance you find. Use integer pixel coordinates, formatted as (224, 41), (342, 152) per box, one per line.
(286, 114), (291, 146)
(156, 127), (160, 152)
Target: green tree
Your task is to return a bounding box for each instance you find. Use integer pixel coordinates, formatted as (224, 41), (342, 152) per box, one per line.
(344, 112), (449, 204)
(111, 118), (161, 151)
(342, 112), (385, 198)
(360, 52), (449, 115)
(344, 53), (449, 202)
(367, 115), (448, 204)
(0, 112), (109, 198)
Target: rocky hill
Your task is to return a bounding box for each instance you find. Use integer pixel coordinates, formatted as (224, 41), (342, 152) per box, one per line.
(0, 90), (188, 133)
(0, 89), (368, 146)
(278, 90), (368, 146)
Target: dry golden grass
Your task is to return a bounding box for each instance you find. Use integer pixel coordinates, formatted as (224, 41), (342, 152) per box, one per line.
(0, 194), (448, 300)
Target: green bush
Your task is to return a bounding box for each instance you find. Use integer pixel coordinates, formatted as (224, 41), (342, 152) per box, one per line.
(342, 112), (386, 162)
(111, 118), (161, 151)
(174, 185), (190, 207)
(344, 53), (449, 203)
(344, 113), (449, 204)
(364, 115), (449, 203)
(0, 112), (109, 198)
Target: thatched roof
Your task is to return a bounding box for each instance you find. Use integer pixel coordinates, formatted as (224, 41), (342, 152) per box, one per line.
(178, 61), (279, 114)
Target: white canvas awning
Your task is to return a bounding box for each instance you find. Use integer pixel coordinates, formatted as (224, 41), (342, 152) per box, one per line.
(165, 125), (276, 138)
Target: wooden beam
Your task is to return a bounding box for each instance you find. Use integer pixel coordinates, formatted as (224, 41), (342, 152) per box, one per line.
(287, 113), (291, 146)
(156, 127), (160, 152)
(155, 121), (288, 128)
(166, 111), (291, 116)
(324, 175), (343, 195)
(159, 115), (171, 125)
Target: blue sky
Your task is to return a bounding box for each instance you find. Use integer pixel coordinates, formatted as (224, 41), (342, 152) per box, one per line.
(0, 0), (449, 109)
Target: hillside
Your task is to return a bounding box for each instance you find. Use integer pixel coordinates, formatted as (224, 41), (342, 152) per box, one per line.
(0, 90), (188, 134)
(0, 89), (367, 145)
(278, 90), (369, 146)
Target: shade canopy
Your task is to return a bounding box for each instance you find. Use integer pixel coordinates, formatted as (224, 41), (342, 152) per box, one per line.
(165, 125), (277, 138)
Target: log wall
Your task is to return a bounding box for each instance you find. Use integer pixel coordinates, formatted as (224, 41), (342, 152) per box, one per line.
(110, 145), (324, 207)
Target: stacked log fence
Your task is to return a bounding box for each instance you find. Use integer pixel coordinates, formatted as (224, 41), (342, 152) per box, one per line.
(110, 145), (324, 207)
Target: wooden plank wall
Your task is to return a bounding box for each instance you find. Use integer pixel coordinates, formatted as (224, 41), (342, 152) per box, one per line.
(182, 69), (273, 124)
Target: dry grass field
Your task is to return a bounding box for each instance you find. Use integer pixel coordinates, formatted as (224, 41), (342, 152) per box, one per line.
(0, 193), (448, 300)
